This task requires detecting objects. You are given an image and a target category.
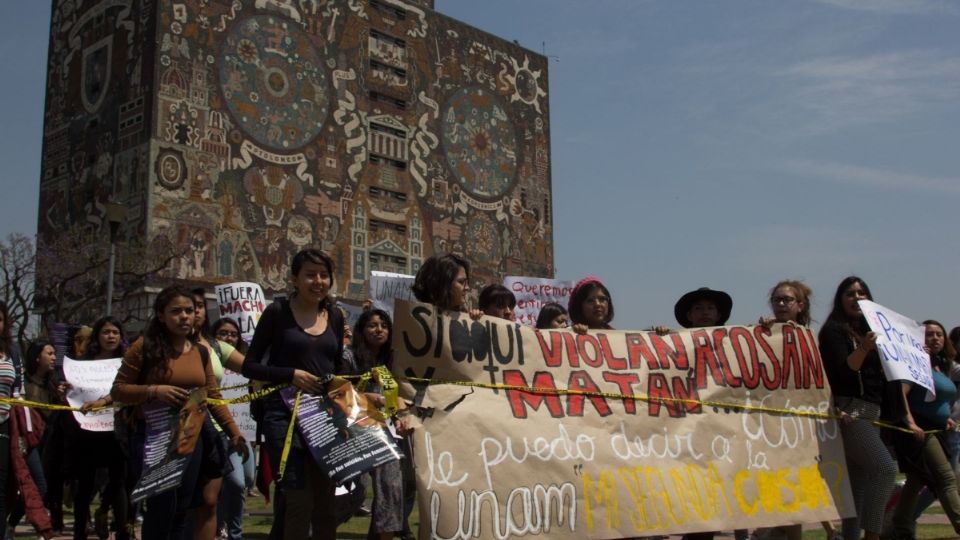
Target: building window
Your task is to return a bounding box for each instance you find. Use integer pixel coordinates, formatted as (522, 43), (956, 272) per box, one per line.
(369, 186), (408, 202)
(369, 91), (407, 110)
(370, 29), (406, 49)
(370, 0), (406, 21)
(369, 153), (407, 171)
(370, 59), (407, 85)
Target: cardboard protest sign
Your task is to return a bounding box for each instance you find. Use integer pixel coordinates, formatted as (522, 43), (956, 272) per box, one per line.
(220, 368), (256, 442)
(215, 282), (266, 343)
(392, 300), (854, 539)
(859, 300), (934, 394)
(337, 298), (365, 331)
(280, 380), (401, 484)
(504, 276), (574, 326)
(130, 388), (207, 503)
(370, 270), (415, 315)
(63, 357), (122, 431)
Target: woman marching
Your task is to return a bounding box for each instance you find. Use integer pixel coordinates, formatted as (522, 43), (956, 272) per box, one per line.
(241, 249), (345, 540)
(71, 316), (131, 540)
(189, 290), (253, 540)
(339, 309), (415, 539)
(112, 286), (247, 540)
(886, 319), (960, 538)
(0, 300), (23, 537)
(818, 276), (897, 540)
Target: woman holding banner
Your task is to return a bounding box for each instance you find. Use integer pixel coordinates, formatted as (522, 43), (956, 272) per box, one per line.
(887, 320), (960, 538)
(757, 280), (842, 540)
(241, 249), (344, 540)
(411, 253), (471, 312)
(112, 286), (247, 540)
(818, 276), (897, 540)
(568, 276), (615, 332)
(535, 302), (568, 329)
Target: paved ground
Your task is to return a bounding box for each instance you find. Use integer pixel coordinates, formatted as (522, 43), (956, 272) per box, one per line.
(10, 507), (954, 539)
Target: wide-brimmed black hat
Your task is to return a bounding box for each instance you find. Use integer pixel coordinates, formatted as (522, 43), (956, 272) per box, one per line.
(674, 287), (733, 328)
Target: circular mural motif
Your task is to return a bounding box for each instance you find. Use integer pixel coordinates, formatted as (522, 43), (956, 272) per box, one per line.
(464, 213), (500, 265)
(219, 16), (329, 151)
(155, 149), (186, 190)
(515, 69), (538, 102)
(441, 87), (518, 200)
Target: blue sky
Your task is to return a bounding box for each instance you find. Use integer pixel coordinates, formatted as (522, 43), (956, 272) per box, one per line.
(2, 0), (958, 330)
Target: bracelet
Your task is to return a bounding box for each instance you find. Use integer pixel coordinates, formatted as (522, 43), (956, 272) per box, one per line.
(148, 385), (156, 401)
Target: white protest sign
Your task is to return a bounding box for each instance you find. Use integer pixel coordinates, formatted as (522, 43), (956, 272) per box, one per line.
(220, 368), (257, 442)
(370, 271), (415, 315)
(63, 357), (122, 431)
(504, 275), (574, 326)
(215, 282), (266, 342)
(859, 300), (934, 394)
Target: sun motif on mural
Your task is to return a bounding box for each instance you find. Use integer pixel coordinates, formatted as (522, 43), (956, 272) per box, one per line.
(464, 213), (500, 265)
(504, 55), (547, 114)
(218, 16), (330, 151)
(441, 87), (518, 201)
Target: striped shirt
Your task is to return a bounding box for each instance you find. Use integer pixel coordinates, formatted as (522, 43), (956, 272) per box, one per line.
(0, 354), (16, 423)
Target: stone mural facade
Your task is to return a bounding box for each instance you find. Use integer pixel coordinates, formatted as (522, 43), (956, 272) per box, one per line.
(39, 0), (553, 304)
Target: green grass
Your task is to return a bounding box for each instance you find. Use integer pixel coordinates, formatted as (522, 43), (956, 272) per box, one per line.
(15, 494), (955, 539)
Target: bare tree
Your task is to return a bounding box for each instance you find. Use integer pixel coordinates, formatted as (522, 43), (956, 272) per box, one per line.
(33, 226), (179, 329)
(0, 233), (38, 350)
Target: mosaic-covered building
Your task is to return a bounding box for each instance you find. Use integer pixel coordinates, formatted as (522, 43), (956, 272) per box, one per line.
(38, 0), (553, 311)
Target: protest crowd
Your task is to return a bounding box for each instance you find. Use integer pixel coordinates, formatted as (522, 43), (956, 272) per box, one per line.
(0, 247), (958, 540)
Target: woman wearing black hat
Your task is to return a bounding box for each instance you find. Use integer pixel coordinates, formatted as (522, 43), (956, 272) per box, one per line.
(672, 288), (743, 540)
(673, 287), (732, 329)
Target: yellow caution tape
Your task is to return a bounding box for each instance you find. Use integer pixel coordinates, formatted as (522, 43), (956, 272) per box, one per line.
(373, 366), (399, 417)
(277, 389), (302, 481)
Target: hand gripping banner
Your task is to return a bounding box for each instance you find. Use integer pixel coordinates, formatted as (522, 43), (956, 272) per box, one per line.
(391, 300), (854, 539)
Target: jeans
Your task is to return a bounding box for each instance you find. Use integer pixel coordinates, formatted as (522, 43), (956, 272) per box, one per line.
(217, 438), (253, 540)
(893, 433), (960, 536)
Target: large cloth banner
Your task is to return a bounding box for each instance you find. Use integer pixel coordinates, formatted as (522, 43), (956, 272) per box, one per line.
(63, 357), (121, 431)
(859, 299), (934, 394)
(370, 270), (416, 316)
(215, 281), (266, 343)
(392, 301), (854, 539)
(504, 276), (574, 326)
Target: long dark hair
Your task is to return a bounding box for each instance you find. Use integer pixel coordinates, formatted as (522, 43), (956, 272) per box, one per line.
(142, 286), (197, 381)
(24, 339), (54, 379)
(351, 309), (392, 373)
(568, 281), (615, 328)
(536, 302), (568, 329)
(211, 317), (247, 354)
(823, 276), (873, 339)
(0, 300), (11, 356)
(923, 319), (957, 372)
(84, 316), (126, 359)
(290, 248), (335, 311)
(411, 253), (470, 310)
(191, 287), (213, 340)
